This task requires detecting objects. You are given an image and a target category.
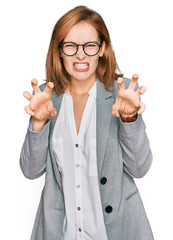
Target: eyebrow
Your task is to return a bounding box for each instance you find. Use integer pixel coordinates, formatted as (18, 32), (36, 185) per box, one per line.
(63, 41), (100, 44)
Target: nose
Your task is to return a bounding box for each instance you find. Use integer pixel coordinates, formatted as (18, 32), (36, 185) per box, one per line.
(75, 46), (86, 60)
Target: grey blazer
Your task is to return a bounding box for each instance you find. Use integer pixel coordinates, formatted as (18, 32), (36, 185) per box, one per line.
(20, 78), (154, 240)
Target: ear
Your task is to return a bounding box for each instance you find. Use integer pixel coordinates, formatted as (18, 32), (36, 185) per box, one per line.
(99, 41), (106, 57)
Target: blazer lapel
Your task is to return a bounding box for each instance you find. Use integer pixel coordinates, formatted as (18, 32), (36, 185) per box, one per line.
(49, 92), (63, 138)
(96, 80), (115, 177)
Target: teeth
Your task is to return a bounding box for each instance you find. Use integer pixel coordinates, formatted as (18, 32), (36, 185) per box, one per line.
(74, 63), (88, 69)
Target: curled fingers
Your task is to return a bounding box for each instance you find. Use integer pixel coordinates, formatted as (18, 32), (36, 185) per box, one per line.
(24, 105), (34, 116)
(23, 91), (32, 101)
(112, 103), (120, 117)
(136, 86), (147, 96)
(31, 79), (40, 94)
(44, 82), (54, 94)
(138, 101), (146, 114)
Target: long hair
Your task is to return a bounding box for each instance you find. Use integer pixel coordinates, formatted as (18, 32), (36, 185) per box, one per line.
(46, 5), (123, 95)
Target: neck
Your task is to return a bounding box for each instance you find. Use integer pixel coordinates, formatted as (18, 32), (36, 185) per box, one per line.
(69, 77), (96, 95)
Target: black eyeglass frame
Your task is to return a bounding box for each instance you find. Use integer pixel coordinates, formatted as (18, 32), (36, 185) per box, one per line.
(59, 41), (103, 56)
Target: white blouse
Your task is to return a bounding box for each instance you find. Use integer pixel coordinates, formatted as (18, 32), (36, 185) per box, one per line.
(51, 80), (108, 240)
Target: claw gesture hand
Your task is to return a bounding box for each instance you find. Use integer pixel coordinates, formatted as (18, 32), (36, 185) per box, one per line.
(112, 74), (146, 119)
(23, 79), (57, 131)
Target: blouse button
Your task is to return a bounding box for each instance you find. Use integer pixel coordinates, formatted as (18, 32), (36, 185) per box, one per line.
(77, 185), (80, 188)
(76, 164), (80, 167)
(77, 207), (81, 211)
(78, 228), (82, 232)
(75, 144), (79, 147)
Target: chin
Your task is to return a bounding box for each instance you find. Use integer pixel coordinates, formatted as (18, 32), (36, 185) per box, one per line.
(71, 72), (96, 82)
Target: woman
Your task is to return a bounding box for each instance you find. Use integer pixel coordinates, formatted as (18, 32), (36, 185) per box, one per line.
(20, 5), (154, 240)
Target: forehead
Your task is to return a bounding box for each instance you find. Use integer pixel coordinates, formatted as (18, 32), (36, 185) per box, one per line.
(64, 22), (99, 43)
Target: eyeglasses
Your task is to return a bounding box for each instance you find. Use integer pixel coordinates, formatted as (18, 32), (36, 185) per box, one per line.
(59, 42), (102, 56)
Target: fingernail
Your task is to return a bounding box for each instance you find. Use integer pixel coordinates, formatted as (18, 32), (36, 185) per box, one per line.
(32, 79), (37, 84)
(118, 78), (123, 83)
(140, 87), (144, 93)
(49, 82), (54, 88)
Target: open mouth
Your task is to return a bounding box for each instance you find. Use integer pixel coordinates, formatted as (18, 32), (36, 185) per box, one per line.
(73, 62), (89, 71)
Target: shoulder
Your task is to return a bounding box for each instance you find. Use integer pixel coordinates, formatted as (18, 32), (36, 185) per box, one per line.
(124, 77), (131, 88)
(114, 77), (130, 88)
(39, 83), (46, 91)
(114, 77), (139, 91)
(38, 82), (62, 97)
(38, 82), (64, 110)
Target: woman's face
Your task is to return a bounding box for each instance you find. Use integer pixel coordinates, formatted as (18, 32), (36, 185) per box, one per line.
(60, 21), (105, 83)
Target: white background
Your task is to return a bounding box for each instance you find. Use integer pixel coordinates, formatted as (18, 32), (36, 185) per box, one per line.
(0, 0), (172, 239)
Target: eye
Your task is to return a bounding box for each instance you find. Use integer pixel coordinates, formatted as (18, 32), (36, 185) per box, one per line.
(64, 43), (76, 48)
(85, 43), (97, 48)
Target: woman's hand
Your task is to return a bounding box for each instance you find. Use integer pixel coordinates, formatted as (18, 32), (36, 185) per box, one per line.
(112, 74), (146, 120)
(23, 79), (57, 131)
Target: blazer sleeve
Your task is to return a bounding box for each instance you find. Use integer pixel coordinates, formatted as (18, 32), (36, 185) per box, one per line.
(19, 119), (50, 179)
(117, 78), (153, 178)
(119, 114), (153, 178)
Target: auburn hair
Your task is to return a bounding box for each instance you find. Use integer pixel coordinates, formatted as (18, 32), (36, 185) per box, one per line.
(46, 5), (123, 95)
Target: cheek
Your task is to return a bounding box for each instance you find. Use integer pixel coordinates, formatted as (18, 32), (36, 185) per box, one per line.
(88, 54), (96, 61)
(90, 57), (99, 69)
(62, 58), (72, 71)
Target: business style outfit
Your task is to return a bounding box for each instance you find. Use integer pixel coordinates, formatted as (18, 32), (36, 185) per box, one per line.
(20, 78), (154, 240)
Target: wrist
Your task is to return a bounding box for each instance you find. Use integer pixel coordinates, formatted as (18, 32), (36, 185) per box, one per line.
(32, 117), (48, 132)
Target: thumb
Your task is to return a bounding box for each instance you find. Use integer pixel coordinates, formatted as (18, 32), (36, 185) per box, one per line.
(112, 103), (120, 117)
(50, 108), (57, 118)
